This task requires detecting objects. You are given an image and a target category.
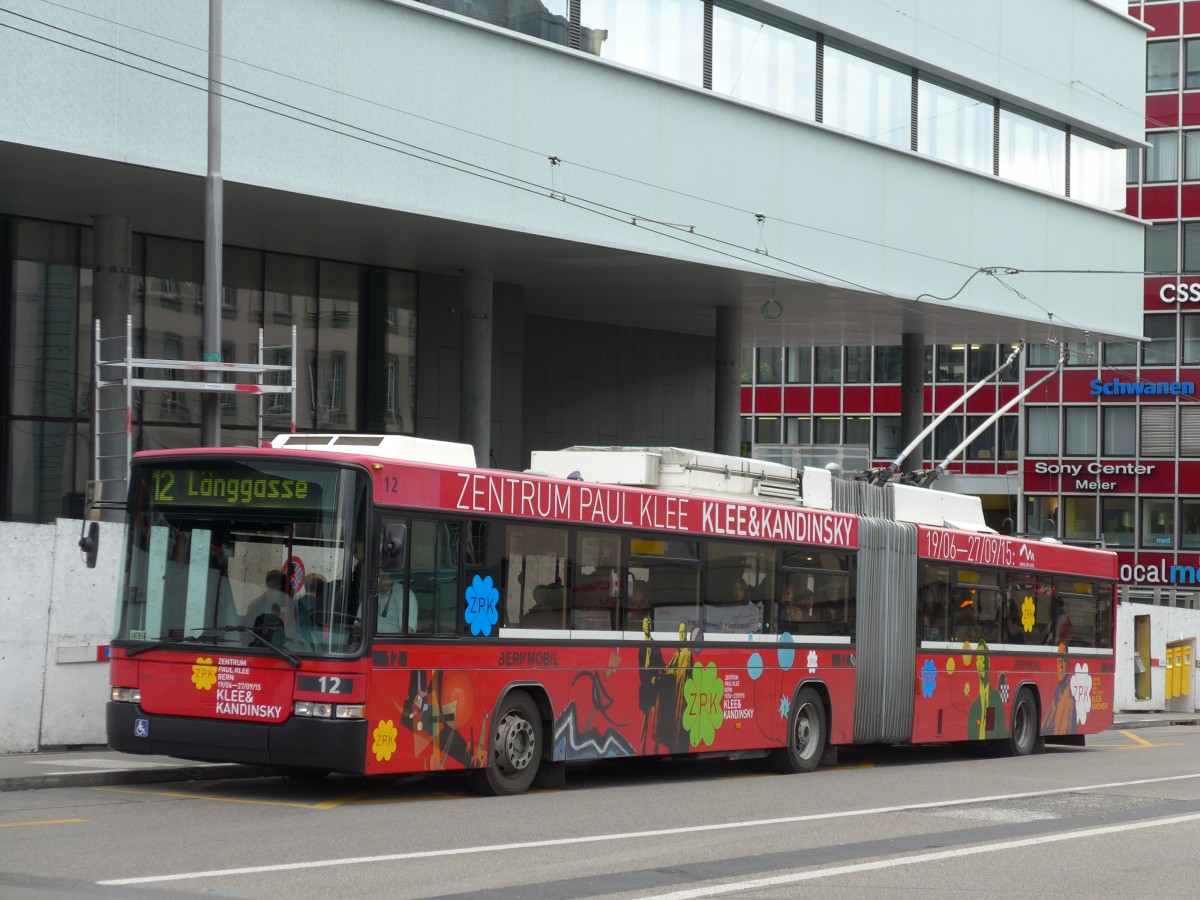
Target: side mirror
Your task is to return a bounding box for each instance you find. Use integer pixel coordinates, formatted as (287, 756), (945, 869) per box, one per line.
(381, 522), (407, 571)
(79, 521), (100, 569)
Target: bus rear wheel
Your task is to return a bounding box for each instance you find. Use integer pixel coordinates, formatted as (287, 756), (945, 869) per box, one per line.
(476, 691), (542, 796)
(768, 686), (826, 774)
(1007, 688), (1045, 757)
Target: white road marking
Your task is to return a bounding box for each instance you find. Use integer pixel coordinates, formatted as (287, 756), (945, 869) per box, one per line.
(637, 811), (1200, 899)
(97, 771), (1200, 886)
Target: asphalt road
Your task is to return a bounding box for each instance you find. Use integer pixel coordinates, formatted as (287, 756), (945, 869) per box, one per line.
(2, 725), (1199, 899)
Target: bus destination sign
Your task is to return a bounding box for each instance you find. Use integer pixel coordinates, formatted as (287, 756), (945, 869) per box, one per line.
(148, 467), (318, 510)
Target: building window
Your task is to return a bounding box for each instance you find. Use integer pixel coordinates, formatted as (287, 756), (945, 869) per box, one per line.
(1183, 499), (1200, 550)
(1188, 37), (1200, 89)
(1027, 407), (1059, 456)
(1026, 496), (1059, 537)
(1146, 223), (1178, 275)
(756, 347), (782, 384)
(1101, 497), (1135, 548)
(1140, 406), (1177, 457)
(1065, 340), (1098, 366)
(1146, 132), (1179, 184)
(740, 347), (755, 384)
(1185, 222), (1200, 274)
(966, 415), (995, 460)
(1143, 315), (1177, 365)
(874, 416), (901, 459)
(823, 44), (911, 148)
(845, 416), (871, 446)
(1027, 342), (1059, 367)
(1182, 406), (1200, 457)
(1128, 144), (1140, 184)
(784, 416), (811, 444)
(874, 345), (901, 383)
(580, 0), (704, 86)
(966, 344), (995, 382)
(936, 344), (965, 382)
(785, 346), (811, 383)
(998, 107), (1065, 194)
(998, 415), (1019, 460)
(711, 7), (816, 121)
(1102, 407), (1136, 456)
(1064, 408), (1097, 455)
(1184, 315), (1200, 364)
(916, 78), (993, 174)
(934, 417), (963, 460)
(1063, 496), (1097, 543)
(1142, 498), (1175, 549)
(1186, 132), (1200, 181)
(845, 346), (871, 384)
(1070, 131), (1125, 210)
(1148, 40), (1179, 92)
(814, 416), (841, 444)
(814, 347), (841, 384)
(419, 0), (570, 46)
(755, 416), (781, 444)
(1103, 340), (1137, 366)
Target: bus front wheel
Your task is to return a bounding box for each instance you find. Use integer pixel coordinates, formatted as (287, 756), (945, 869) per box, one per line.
(477, 691), (542, 796)
(768, 686), (826, 774)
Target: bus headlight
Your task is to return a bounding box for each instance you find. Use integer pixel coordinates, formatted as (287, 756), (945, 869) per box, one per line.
(111, 687), (141, 703)
(293, 702), (364, 719)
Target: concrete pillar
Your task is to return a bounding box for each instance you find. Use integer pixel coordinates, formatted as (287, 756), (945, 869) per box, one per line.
(92, 216), (132, 518)
(714, 306), (742, 456)
(900, 332), (924, 475)
(460, 270), (493, 468)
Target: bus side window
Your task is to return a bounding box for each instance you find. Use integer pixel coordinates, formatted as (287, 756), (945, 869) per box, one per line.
(410, 519), (462, 635)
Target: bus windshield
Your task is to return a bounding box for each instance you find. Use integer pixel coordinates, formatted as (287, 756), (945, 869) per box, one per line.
(115, 458), (367, 657)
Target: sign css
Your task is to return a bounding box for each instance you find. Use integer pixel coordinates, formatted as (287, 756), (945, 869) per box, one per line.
(1160, 282), (1200, 303)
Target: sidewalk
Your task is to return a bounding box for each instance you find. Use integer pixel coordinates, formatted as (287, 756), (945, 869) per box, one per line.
(1, 712), (1195, 792)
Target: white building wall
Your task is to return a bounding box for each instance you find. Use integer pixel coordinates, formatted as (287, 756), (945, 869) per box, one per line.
(1116, 601), (1200, 713)
(0, 0), (1146, 338)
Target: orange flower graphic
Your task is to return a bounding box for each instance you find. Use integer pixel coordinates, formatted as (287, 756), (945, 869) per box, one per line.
(191, 658), (217, 691)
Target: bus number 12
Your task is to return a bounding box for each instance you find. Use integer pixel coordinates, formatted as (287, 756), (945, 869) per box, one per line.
(153, 470), (175, 502)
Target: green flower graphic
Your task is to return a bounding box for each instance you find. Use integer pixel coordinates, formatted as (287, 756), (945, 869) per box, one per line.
(682, 661), (724, 748)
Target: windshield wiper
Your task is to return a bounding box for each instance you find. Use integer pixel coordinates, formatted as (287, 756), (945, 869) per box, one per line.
(124, 628), (231, 658)
(219, 625), (302, 668)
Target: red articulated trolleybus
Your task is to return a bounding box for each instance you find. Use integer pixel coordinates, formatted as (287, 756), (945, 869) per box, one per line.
(105, 436), (1116, 794)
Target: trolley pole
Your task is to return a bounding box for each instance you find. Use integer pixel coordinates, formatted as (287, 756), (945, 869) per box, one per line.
(201, 0), (224, 447)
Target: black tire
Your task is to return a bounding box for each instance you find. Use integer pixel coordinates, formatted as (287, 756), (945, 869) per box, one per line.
(1007, 688), (1044, 757)
(477, 691), (543, 796)
(768, 686), (827, 774)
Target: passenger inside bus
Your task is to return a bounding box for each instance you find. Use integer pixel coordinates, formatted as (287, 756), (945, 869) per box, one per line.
(244, 569), (287, 627)
(377, 569), (418, 635)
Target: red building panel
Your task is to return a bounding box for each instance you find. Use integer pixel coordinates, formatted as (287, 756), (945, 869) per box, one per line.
(1182, 183), (1200, 215)
(873, 385), (900, 413)
(1145, 4), (1180, 36)
(998, 383), (1020, 406)
(1183, 92), (1200, 126)
(1025, 376), (1059, 404)
(740, 385), (753, 415)
(1061, 370), (1101, 403)
(811, 386), (842, 414)
(1185, 1), (1200, 33)
(1139, 461), (1179, 493)
(1179, 461), (1200, 488)
(1146, 276), (1178, 310)
(1147, 94), (1179, 129)
(1023, 460), (1066, 494)
(924, 385), (933, 412)
(1141, 185), (1180, 219)
(933, 384), (964, 413)
(842, 385), (871, 412)
(1125, 187), (1139, 218)
(782, 386), (811, 414)
(754, 387), (782, 414)
(965, 386), (996, 413)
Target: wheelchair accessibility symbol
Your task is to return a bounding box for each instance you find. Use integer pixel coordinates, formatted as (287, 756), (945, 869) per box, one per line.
(134, 718), (149, 738)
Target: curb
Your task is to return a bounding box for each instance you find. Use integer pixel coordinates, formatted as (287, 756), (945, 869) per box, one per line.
(1114, 717), (1199, 731)
(0, 764), (273, 793)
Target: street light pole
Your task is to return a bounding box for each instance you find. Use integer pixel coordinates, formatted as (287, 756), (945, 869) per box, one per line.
(201, 0), (223, 447)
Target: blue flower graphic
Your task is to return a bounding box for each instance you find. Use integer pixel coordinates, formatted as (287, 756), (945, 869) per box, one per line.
(747, 652), (763, 681)
(778, 695), (790, 719)
(464, 574), (499, 636)
(920, 659), (937, 697)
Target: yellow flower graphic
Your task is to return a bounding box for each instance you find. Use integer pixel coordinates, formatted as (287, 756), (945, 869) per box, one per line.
(1021, 595), (1036, 632)
(373, 719), (398, 762)
(191, 657), (217, 691)
(946, 658), (956, 674)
